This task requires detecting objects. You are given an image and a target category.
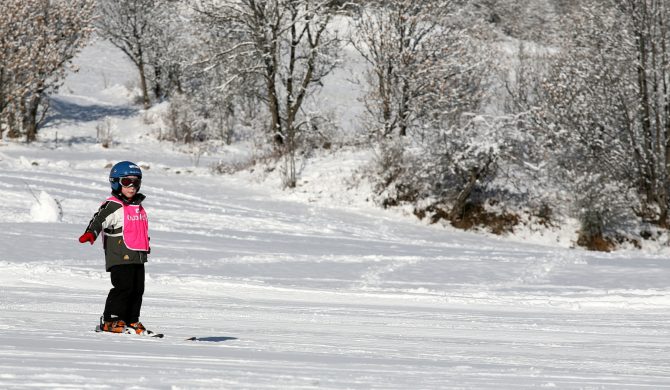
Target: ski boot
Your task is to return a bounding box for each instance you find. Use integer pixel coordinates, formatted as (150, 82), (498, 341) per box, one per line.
(99, 317), (127, 333)
(128, 322), (162, 337)
(128, 322), (148, 335)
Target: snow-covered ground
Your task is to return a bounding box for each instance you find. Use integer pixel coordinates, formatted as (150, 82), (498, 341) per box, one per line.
(1, 40), (670, 389)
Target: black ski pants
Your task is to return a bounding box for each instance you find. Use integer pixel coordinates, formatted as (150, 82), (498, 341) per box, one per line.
(103, 264), (145, 324)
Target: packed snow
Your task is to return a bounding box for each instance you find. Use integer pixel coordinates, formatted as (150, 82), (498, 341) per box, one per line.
(1, 40), (670, 389)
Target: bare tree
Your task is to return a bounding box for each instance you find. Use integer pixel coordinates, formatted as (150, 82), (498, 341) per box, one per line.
(96, 0), (156, 109)
(351, 0), (454, 139)
(197, 0), (342, 187)
(474, 0), (558, 43)
(539, 0), (670, 230)
(621, 0), (670, 227)
(353, 1), (508, 222)
(143, 0), (190, 101)
(0, 0), (94, 142)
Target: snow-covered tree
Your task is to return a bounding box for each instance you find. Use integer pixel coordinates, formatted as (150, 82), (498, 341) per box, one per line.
(0, 0), (94, 142)
(96, 0), (155, 109)
(96, 0), (191, 107)
(143, 0), (190, 101)
(351, 0), (455, 139)
(538, 0), (670, 236)
(196, 0), (342, 187)
(474, 0), (558, 43)
(354, 1), (515, 222)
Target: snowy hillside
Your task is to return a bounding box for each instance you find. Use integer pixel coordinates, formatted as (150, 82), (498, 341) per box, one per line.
(1, 40), (670, 389)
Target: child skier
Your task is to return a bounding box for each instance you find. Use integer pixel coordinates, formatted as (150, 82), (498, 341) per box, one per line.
(79, 161), (153, 335)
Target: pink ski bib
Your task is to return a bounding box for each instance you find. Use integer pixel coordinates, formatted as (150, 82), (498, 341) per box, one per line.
(106, 196), (149, 251)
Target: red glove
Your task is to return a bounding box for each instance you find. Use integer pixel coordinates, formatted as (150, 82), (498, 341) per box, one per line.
(78, 231), (96, 245)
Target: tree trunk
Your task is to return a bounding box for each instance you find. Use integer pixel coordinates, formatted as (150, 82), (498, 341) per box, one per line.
(266, 36), (282, 144)
(153, 66), (163, 101)
(399, 81), (409, 137)
(24, 96), (40, 143)
(268, 79), (282, 144)
(5, 105), (19, 139)
(636, 24), (658, 207)
(138, 58), (151, 109)
(449, 168), (479, 221)
(449, 156), (494, 221)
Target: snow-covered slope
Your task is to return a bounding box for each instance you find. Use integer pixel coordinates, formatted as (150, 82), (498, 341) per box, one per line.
(1, 39), (670, 389)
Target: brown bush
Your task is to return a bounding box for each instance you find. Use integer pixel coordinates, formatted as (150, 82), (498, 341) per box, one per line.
(417, 202), (520, 235)
(576, 233), (615, 252)
(577, 232), (641, 252)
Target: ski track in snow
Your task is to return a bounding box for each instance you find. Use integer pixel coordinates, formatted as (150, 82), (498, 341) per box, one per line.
(1, 39), (670, 389)
(3, 156), (670, 389)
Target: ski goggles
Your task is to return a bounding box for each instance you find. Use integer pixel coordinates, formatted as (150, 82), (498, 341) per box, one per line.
(119, 177), (141, 188)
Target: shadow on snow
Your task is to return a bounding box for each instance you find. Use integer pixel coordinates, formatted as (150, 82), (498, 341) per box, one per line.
(188, 336), (238, 343)
(43, 96), (139, 127)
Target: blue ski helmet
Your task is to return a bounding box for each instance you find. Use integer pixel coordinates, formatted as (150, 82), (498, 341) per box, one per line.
(109, 161), (142, 192)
